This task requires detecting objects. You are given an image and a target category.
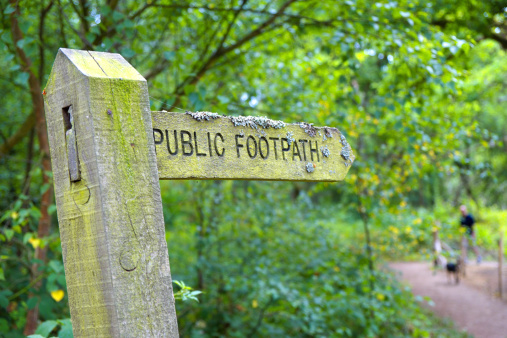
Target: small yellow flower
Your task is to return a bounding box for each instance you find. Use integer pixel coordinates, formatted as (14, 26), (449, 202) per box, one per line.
(11, 212), (18, 220)
(252, 300), (258, 308)
(51, 289), (65, 302)
(28, 237), (41, 249)
(333, 266), (340, 272)
(376, 293), (385, 301)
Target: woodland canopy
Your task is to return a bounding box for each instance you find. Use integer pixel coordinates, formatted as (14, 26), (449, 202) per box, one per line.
(0, 0), (506, 336)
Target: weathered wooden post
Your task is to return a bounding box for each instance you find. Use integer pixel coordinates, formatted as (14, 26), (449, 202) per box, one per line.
(44, 48), (354, 337)
(44, 49), (178, 336)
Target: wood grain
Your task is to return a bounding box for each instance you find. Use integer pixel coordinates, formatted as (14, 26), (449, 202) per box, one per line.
(153, 111), (355, 181)
(44, 48), (178, 337)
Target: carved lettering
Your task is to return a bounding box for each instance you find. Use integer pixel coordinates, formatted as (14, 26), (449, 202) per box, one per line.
(281, 138), (290, 160)
(207, 132), (213, 157)
(166, 130), (178, 155)
(299, 140), (308, 161)
(309, 140), (319, 162)
(194, 132), (206, 157)
(156, 128), (325, 165)
(259, 137), (269, 159)
(150, 111), (354, 181)
(269, 137), (279, 160)
(215, 133), (225, 157)
(235, 134), (244, 158)
(153, 129), (163, 145)
(292, 141), (302, 161)
(181, 130), (193, 156)
(247, 135), (257, 159)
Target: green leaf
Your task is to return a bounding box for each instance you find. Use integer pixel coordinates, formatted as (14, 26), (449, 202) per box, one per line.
(49, 260), (63, 273)
(58, 319), (73, 338)
(27, 297), (39, 310)
(194, 100), (205, 111)
(217, 95), (230, 104)
(24, 232), (33, 244)
(4, 229), (14, 241)
(30, 206), (42, 219)
(0, 290), (13, 297)
(100, 5), (112, 16)
(40, 183), (51, 195)
(120, 48), (135, 58)
(189, 92), (199, 106)
(173, 280), (184, 288)
(85, 32), (96, 43)
(57, 275), (67, 288)
(32, 258), (44, 265)
(48, 204), (57, 215)
(163, 51), (175, 61)
(112, 10), (123, 21)
(0, 295), (8, 309)
(0, 267), (4, 280)
(14, 72), (29, 86)
(58, 325), (73, 338)
(4, 5), (15, 14)
(0, 318), (9, 333)
(35, 320), (59, 337)
(198, 87), (206, 99)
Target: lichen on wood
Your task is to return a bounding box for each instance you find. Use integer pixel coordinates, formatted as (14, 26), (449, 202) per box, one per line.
(152, 111), (355, 181)
(186, 111), (220, 121)
(340, 134), (354, 166)
(321, 145), (330, 158)
(44, 48), (178, 338)
(300, 122), (317, 137)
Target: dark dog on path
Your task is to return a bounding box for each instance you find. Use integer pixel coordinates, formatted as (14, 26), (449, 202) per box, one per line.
(446, 257), (462, 284)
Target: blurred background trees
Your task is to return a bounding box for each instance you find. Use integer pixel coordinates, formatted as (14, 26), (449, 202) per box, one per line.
(0, 0), (505, 336)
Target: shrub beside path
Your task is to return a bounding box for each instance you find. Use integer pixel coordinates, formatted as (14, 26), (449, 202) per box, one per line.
(390, 262), (507, 338)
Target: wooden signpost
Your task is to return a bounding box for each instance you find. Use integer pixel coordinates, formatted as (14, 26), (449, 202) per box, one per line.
(153, 111), (353, 181)
(44, 49), (354, 337)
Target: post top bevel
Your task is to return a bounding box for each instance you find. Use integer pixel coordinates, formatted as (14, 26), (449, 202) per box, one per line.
(56, 48), (145, 81)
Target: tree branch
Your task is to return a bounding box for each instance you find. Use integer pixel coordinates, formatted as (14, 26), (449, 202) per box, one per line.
(169, 0), (299, 109)
(56, 0), (68, 47)
(61, 10), (94, 49)
(92, 0), (159, 47)
(10, 2), (54, 334)
(38, 0), (54, 84)
(0, 113), (35, 158)
(217, 0), (297, 57)
(129, 0), (157, 20)
(489, 32), (507, 49)
(216, 0), (249, 53)
(154, 2), (338, 27)
(67, 0), (87, 32)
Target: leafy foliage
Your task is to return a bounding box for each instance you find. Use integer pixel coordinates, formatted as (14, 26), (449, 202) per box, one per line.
(173, 280), (203, 303)
(0, 0), (505, 336)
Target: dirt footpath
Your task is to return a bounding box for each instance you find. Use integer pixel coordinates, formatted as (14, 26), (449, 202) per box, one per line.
(390, 262), (507, 338)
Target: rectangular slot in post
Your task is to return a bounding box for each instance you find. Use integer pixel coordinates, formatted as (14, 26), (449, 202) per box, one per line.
(63, 106), (81, 182)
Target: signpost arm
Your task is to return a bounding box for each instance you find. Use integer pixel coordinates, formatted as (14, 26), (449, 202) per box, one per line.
(44, 49), (178, 337)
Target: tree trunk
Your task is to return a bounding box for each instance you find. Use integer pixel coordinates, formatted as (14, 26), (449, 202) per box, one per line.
(9, 2), (54, 334)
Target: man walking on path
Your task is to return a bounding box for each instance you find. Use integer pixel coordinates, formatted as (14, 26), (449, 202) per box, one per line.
(460, 205), (482, 263)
